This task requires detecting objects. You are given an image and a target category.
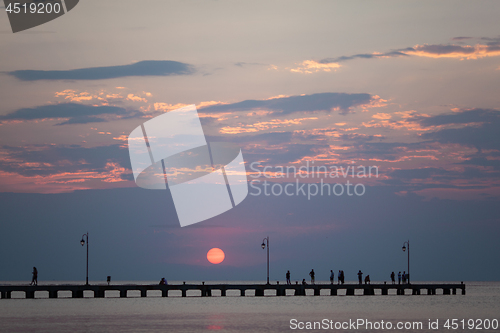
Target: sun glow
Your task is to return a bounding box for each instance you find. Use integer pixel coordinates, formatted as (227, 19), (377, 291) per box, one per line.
(207, 248), (225, 264)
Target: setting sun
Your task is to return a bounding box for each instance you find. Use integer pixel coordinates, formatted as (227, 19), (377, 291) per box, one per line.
(207, 248), (225, 264)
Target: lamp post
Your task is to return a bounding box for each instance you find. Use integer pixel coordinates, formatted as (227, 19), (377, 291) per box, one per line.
(261, 236), (269, 284)
(80, 232), (89, 285)
(402, 240), (410, 284)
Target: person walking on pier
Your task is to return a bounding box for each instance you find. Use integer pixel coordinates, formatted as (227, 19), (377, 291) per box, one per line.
(286, 270), (291, 285)
(398, 271), (401, 284)
(357, 270), (363, 284)
(30, 267), (38, 286)
(391, 272), (395, 284)
(330, 270), (334, 284)
(309, 269), (315, 284)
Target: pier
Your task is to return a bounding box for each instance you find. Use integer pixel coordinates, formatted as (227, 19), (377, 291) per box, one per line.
(0, 282), (465, 299)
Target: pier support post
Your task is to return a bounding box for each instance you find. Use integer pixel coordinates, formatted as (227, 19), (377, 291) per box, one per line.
(140, 289), (147, 298)
(221, 289), (226, 297)
(1, 291), (11, 299)
(443, 288), (450, 295)
(330, 288), (337, 296)
(346, 288), (355, 296)
(452, 288), (456, 295)
(462, 288), (466, 295)
(95, 290), (105, 298)
(181, 289), (187, 297)
(314, 288), (320, 296)
(49, 290), (58, 298)
(120, 290), (127, 298)
(73, 290), (83, 298)
(255, 289), (264, 297)
(162, 289), (168, 297)
(295, 288), (305, 296)
(240, 289), (245, 296)
(26, 291), (35, 299)
(381, 288), (388, 295)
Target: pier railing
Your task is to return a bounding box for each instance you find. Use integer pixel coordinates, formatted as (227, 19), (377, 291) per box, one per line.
(0, 282), (465, 299)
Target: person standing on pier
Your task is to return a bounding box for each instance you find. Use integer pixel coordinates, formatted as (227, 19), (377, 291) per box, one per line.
(391, 272), (395, 284)
(309, 269), (315, 284)
(398, 271), (401, 284)
(30, 267), (38, 286)
(330, 270), (334, 284)
(402, 271), (407, 284)
(357, 270), (363, 284)
(338, 270), (341, 284)
(286, 270), (291, 285)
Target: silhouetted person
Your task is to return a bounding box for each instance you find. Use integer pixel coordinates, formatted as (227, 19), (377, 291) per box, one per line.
(402, 271), (407, 284)
(286, 270), (291, 285)
(159, 277), (167, 285)
(309, 269), (315, 284)
(398, 271), (401, 284)
(340, 270), (345, 284)
(357, 270), (363, 284)
(30, 267), (38, 286)
(391, 272), (395, 284)
(338, 270), (341, 284)
(330, 270), (334, 284)
(364, 275), (370, 284)
(302, 279), (307, 285)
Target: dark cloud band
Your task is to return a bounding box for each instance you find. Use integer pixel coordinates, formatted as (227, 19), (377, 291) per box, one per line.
(200, 92), (373, 115)
(8, 60), (195, 81)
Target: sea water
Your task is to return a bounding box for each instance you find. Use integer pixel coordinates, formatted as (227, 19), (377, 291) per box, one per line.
(0, 281), (498, 332)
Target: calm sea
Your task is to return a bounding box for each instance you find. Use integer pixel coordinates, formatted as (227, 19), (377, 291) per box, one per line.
(0, 281), (498, 332)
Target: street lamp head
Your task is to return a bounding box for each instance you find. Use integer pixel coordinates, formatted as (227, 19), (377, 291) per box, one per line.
(81, 238), (85, 246)
(402, 245), (406, 252)
(261, 242), (265, 249)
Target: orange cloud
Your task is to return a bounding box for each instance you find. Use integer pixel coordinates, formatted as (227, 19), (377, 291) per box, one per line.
(406, 44), (500, 59)
(372, 113), (392, 120)
(127, 94), (148, 103)
(290, 60), (341, 74)
(220, 117), (318, 134)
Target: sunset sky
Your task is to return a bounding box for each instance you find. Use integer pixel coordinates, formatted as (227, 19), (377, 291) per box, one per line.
(0, 0), (499, 282)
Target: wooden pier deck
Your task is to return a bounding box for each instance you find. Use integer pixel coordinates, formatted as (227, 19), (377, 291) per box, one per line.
(0, 282), (465, 299)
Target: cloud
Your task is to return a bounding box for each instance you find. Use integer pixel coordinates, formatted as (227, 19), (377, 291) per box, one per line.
(418, 109), (500, 151)
(306, 36), (500, 69)
(234, 62), (266, 67)
(0, 145), (131, 179)
(199, 92), (373, 115)
(0, 103), (140, 125)
(7, 60), (195, 81)
(290, 60), (341, 73)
